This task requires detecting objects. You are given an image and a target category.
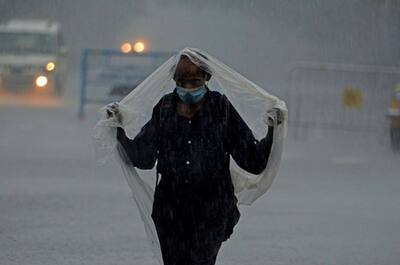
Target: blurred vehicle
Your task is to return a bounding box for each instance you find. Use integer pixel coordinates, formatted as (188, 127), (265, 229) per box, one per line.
(106, 41), (147, 100)
(108, 84), (137, 99)
(0, 20), (68, 96)
(387, 83), (400, 151)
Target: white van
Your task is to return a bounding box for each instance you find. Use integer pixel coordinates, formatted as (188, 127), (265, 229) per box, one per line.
(0, 20), (67, 96)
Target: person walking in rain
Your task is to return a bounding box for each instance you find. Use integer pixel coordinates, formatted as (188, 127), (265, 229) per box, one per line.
(103, 50), (285, 265)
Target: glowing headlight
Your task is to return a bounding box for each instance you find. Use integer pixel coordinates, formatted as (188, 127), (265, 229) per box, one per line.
(121, 42), (132, 53)
(133, 41), (145, 53)
(35, 76), (48, 87)
(46, 62), (55, 71)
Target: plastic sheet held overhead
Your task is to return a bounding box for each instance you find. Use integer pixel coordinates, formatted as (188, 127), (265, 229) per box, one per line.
(93, 47), (288, 264)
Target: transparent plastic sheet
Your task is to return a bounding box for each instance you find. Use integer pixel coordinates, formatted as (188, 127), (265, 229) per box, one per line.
(92, 47), (288, 263)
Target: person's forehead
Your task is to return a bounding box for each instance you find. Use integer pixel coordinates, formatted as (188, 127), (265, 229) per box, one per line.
(174, 58), (205, 78)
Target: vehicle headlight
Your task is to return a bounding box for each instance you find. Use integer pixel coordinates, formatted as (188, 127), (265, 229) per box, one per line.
(35, 76), (48, 87)
(46, 62), (56, 72)
(133, 41), (145, 53)
(120, 42), (132, 53)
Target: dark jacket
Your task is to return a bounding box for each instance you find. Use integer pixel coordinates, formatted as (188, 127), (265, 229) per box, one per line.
(117, 88), (273, 241)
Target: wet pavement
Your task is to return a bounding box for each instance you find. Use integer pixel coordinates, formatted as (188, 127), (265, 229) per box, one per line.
(1, 100), (399, 265)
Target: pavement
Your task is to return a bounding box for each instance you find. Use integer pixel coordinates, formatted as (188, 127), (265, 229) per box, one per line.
(0, 96), (399, 265)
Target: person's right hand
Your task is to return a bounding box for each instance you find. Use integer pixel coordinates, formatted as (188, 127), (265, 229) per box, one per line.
(105, 102), (123, 124)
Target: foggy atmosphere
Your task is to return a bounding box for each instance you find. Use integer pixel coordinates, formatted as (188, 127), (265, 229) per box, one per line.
(1, 0), (400, 265)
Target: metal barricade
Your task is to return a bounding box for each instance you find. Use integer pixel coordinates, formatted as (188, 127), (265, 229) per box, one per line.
(287, 62), (400, 138)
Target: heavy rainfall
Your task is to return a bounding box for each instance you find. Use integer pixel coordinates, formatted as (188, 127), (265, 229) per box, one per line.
(0, 1), (399, 265)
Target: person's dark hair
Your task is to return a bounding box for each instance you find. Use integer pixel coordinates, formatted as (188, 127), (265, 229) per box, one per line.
(178, 54), (212, 81)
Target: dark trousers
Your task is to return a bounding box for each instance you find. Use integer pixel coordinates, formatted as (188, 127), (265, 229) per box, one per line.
(154, 220), (223, 265)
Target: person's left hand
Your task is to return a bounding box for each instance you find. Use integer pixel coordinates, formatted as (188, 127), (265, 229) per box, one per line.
(263, 108), (283, 126)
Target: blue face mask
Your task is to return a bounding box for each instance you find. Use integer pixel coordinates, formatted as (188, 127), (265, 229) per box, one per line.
(176, 85), (207, 104)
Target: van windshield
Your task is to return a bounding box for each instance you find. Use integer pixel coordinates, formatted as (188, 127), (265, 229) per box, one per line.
(0, 32), (58, 54)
